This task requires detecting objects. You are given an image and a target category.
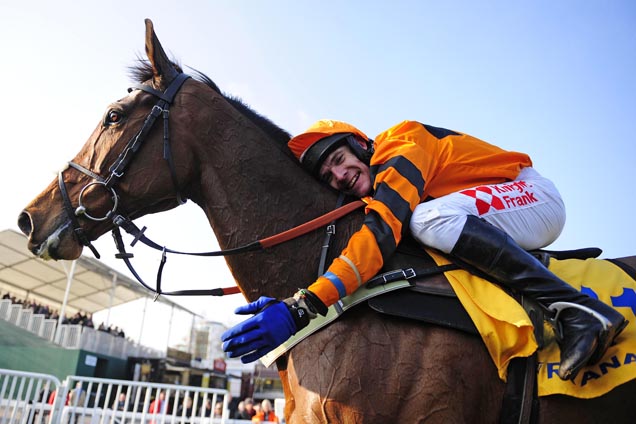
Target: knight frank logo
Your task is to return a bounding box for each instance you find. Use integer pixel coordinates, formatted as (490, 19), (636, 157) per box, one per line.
(460, 181), (538, 215)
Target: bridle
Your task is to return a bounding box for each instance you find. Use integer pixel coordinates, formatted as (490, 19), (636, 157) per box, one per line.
(58, 72), (191, 259)
(57, 71), (366, 297)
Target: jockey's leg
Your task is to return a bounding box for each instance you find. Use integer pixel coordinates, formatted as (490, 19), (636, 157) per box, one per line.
(449, 215), (626, 380)
(409, 168), (627, 381)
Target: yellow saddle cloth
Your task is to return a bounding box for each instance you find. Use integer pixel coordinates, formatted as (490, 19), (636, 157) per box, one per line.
(427, 250), (636, 399)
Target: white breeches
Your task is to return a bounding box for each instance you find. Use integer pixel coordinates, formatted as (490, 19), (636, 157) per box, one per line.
(409, 167), (566, 253)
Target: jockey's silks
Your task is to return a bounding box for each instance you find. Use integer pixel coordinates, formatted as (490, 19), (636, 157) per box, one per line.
(309, 120), (532, 306)
(428, 249), (636, 398)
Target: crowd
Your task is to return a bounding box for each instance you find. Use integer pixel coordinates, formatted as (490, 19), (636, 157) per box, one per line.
(230, 397), (279, 423)
(2, 291), (61, 321)
(97, 322), (126, 338)
(2, 290), (125, 338)
(142, 392), (279, 422)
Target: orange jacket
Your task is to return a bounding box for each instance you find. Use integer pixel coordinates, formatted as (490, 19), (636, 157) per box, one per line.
(308, 120), (532, 306)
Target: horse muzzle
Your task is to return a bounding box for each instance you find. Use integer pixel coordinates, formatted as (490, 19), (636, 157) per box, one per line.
(17, 212), (82, 260)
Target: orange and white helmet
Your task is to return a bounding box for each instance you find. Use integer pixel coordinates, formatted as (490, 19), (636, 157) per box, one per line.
(288, 120), (373, 176)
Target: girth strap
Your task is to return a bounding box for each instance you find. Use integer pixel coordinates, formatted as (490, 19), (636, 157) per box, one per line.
(366, 264), (459, 288)
(500, 354), (539, 424)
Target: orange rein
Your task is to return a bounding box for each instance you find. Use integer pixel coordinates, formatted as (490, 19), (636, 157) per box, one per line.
(220, 200), (365, 296)
(259, 200), (366, 248)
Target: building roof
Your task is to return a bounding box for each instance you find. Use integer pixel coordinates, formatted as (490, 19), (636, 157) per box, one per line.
(0, 228), (197, 316)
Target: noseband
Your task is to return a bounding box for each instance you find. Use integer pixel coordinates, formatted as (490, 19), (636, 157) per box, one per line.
(57, 73), (191, 258)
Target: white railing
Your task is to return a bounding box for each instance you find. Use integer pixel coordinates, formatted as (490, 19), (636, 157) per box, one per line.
(28, 314), (45, 336)
(78, 327), (99, 352)
(78, 327), (165, 360)
(41, 320), (57, 342)
(18, 309), (32, 330)
(7, 305), (21, 325)
(0, 300), (164, 360)
(61, 375), (232, 424)
(0, 299), (10, 320)
(57, 325), (82, 349)
(0, 369), (267, 424)
(0, 368), (62, 424)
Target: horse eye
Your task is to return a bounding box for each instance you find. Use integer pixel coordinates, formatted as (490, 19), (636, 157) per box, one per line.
(104, 110), (124, 126)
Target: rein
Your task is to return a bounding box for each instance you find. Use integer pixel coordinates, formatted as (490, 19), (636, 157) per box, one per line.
(56, 70), (367, 298)
(110, 199), (364, 297)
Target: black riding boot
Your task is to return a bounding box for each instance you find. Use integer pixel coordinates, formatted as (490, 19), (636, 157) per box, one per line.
(450, 215), (627, 381)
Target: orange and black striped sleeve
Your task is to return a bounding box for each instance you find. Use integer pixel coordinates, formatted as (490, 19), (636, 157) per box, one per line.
(308, 121), (433, 306)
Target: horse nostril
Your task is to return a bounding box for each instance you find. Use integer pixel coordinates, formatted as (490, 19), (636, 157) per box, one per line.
(17, 211), (33, 237)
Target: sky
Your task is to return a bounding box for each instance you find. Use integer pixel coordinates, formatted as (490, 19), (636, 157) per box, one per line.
(1, 1), (635, 351)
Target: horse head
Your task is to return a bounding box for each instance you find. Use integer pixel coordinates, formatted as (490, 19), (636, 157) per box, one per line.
(18, 19), (348, 300)
(18, 20), (200, 260)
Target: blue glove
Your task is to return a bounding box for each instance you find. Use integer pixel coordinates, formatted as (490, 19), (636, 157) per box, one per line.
(221, 296), (298, 363)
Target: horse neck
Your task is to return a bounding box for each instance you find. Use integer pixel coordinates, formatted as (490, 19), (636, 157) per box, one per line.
(184, 88), (352, 299)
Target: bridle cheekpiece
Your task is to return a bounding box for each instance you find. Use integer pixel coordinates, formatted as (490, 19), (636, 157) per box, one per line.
(57, 73), (191, 259)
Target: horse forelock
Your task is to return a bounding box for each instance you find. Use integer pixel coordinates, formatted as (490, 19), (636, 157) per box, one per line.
(128, 57), (184, 86)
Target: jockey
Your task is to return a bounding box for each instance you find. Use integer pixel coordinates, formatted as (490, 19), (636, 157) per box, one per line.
(222, 119), (626, 381)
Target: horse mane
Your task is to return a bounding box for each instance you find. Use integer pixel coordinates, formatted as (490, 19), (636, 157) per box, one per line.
(128, 59), (293, 155)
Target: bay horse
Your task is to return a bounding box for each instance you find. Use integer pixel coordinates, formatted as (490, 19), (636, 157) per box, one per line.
(17, 20), (635, 423)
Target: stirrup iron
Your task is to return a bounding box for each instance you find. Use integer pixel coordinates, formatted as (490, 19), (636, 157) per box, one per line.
(548, 301), (612, 337)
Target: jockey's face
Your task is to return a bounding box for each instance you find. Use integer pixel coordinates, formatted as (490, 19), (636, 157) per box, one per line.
(319, 145), (372, 197)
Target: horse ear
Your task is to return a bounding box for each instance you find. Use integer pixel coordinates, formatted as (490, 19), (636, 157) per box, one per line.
(144, 19), (179, 87)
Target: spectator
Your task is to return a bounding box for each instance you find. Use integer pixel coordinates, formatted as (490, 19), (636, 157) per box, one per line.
(113, 392), (127, 411)
(234, 400), (250, 419)
(68, 382), (86, 424)
(176, 396), (193, 417)
(202, 398), (212, 417)
(68, 382), (86, 407)
(84, 313), (94, 328)
(47, 389), (68, 407)
(251, 399), (278, 423)
(70, 312), (81, 325)
(241, 398), (256, 418)
(38, 386), (51, 403)
(213, 401), (223, 418)
(149, 391), (167, 414)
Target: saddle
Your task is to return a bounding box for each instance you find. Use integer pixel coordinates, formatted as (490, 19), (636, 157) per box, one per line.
(368, 237), (603, 340)
(366, 237), (603, 424)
